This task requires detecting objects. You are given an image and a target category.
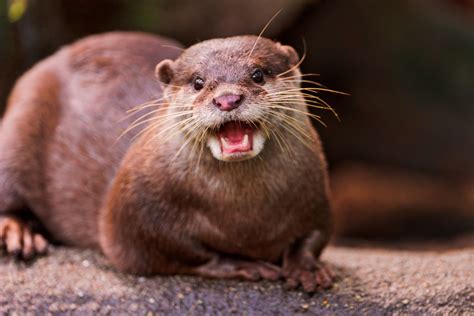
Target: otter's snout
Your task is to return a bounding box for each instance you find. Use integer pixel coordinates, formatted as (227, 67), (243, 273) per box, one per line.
(212, 94), (244, 112)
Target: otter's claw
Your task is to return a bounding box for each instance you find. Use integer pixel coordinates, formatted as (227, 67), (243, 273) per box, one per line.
(283, 256), (336, 292)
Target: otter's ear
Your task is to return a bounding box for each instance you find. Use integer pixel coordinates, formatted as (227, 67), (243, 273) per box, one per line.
(279, 45), (300, 67)
(155, 59), (175, 85)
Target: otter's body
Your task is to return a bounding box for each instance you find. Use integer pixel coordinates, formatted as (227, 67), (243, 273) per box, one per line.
(0, 32), (333, 291)
(0, 32), (178, 247)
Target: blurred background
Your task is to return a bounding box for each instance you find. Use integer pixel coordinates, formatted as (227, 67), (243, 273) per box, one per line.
(1, 0), (473, 246)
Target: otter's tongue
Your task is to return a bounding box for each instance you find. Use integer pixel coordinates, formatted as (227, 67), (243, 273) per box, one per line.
(218, 122), (254, 154)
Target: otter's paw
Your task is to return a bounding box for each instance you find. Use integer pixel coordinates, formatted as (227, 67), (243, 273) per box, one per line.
(282, 255), (335, 292)
(195, 257), (282, 281)
(0, 216), (49, 260)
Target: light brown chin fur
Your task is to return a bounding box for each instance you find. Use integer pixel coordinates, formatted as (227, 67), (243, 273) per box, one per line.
(0, 32), (334, 292)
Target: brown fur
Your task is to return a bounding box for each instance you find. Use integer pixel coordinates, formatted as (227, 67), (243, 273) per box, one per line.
(0, 32), (333, 292)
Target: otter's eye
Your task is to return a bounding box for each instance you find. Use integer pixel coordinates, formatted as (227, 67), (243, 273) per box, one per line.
(251, 69), (264, 84)
(193, 77), (205, 91)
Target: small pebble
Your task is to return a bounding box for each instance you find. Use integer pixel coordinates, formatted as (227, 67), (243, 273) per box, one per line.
(48, 303), (59, 312)
(301, 303), (310, 310)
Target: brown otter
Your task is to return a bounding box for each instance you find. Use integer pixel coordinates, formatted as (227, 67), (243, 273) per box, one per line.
(0, 32), (334, 292)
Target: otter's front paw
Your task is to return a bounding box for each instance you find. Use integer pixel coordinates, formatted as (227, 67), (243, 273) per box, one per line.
(0, 216), (49, 260)
(282, 253), (335, 292)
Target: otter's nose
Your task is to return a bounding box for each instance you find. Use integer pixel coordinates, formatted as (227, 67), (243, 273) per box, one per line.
(212, 94), (244, 111)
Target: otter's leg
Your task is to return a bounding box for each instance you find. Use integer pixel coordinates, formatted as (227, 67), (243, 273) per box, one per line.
(0, 121), (50, 259)
(282, 230), (336, 292)
(0, 168), (49, 260)
(0, 171), (49, 259)
(193, 256), (281, 281)
(0, 68), (61, 260)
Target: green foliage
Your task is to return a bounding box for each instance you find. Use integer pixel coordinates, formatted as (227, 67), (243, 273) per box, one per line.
(7, 0), (27, 23)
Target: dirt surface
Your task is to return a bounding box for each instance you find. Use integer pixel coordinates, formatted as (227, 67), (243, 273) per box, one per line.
(0, 245), (472, 315)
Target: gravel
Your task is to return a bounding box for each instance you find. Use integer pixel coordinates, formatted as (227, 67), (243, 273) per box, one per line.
(0, 245), (472, 315)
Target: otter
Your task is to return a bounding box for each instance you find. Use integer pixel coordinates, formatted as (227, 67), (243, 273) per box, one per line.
(0, 32), (334, 292)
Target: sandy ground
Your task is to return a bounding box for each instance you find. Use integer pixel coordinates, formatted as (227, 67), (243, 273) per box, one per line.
(0, 245), (472, 315)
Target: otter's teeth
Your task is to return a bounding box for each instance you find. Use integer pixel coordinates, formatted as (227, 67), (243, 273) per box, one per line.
(242, 134), (249, 147)
(220, 137), (230, 149)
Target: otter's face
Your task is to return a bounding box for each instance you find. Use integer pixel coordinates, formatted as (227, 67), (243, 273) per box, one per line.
(156, 36), (301, 162)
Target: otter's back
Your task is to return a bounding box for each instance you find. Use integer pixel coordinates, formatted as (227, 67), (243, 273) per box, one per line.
(2, 32), (182, 246)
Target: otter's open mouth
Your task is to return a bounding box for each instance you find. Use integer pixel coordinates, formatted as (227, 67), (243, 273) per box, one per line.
(206, 121), (266, 162)
(217, 121), (254, 155)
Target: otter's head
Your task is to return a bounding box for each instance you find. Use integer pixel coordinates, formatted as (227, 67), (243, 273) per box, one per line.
(155, 36), (303, 162)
